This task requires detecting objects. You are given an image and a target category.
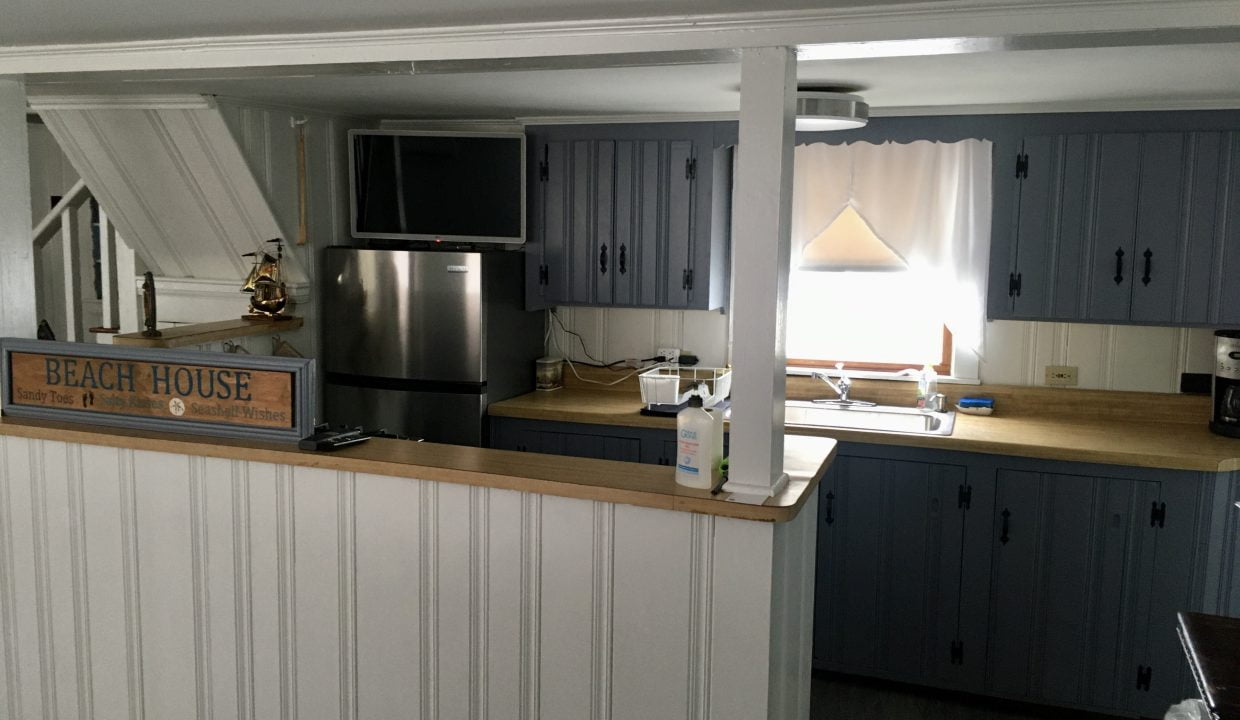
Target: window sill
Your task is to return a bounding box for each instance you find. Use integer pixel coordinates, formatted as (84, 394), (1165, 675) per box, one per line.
(786, 366), (981, 386)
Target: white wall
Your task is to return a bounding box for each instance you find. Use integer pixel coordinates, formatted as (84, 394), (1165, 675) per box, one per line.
(549, 306), (1216, 394)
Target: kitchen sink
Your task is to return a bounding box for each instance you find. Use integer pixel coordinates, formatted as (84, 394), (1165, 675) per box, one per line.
(784, 400), (956, 436)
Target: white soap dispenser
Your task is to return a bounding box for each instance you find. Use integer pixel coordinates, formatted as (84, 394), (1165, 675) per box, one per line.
(699, 383), (725, 485)
(675, 393), (714, 489)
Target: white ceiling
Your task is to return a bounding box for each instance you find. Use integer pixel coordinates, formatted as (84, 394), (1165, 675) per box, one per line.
(3, 0), (1034, 47)
(24, 43), (1240, 118)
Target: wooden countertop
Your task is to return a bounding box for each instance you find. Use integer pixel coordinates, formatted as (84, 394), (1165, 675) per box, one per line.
(488, 387), (1240, 473)
(0, 417), (832, 523)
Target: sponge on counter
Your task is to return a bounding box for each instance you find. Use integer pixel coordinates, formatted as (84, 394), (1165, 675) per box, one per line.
(956, 396), (995, 415)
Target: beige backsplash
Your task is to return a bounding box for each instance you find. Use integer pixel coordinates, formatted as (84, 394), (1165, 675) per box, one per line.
(549, 306), (1217, 395)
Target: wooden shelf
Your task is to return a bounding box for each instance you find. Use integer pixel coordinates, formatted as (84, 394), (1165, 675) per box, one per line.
(111, 316), (302, 349)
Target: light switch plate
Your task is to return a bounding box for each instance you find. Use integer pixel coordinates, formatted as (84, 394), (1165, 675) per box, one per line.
(1045, 365), (1079, 386)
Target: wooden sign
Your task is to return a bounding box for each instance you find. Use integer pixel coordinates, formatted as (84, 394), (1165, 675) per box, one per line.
(2, 339), (315, 443)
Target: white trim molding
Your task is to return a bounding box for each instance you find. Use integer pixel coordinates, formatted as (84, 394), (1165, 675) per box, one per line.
(0, 1), (1235, 74)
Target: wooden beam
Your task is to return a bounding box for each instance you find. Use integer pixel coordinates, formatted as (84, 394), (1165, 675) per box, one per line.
(0, 80), (36, 339)
(723, 47), (796, 499)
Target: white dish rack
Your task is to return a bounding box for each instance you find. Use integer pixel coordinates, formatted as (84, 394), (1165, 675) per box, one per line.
(638, 366), (732, 409)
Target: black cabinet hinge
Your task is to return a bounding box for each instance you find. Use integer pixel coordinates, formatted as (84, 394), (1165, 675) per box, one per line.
(1007, 272), (1022, 298)
(1015, 152), (1029, 179)
(957, 484), (972, 510)
(1150, 501), (1166, 528)
(1136, 664), (1153, 691)
(539, 145), (549, 181)
(950, 640), (964, 665)
(682, 268), (694, 291)
(685, 157), (697, 180)
(538, 264), (549, 286)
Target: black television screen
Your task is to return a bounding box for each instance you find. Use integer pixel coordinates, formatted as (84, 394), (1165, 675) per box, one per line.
(350, 131), (525, 243)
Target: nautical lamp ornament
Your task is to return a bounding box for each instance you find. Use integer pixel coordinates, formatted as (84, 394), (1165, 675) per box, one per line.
(795, 91), (869, 132)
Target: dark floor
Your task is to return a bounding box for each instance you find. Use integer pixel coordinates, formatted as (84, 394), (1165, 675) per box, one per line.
(811, 672), (1128, 720)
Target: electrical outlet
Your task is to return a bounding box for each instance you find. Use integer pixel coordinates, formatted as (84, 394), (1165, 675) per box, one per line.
(1044, 365), (1079, 386)
(658, 347), (680, 364)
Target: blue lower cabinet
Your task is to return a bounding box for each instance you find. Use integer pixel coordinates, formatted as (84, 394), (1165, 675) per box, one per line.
(814, 453), (989, 692)
(488, 419), (1235, 718)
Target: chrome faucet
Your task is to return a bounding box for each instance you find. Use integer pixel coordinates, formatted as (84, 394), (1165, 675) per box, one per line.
(812, 362), (851, 402)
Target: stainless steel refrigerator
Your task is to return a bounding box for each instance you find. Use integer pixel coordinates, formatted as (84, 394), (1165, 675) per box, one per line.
(321, 247), (543, 446)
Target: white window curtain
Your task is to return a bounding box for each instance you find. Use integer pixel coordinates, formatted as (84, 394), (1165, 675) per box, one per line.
(791, 139), (993, 356)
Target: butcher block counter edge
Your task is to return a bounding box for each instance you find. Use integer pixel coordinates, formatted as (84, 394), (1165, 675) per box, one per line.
(0, 416), (834, 523)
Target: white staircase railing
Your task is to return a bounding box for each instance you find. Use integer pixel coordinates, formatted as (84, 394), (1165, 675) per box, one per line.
(31, 179), (137, 342)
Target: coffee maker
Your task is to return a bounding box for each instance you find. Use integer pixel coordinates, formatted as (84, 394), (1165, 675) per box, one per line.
(1211, 330), (1240, 437)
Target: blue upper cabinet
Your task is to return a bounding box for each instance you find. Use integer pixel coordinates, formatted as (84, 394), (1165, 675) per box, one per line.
(524, 123), (732, 311)
(995, 130), (1239, 326)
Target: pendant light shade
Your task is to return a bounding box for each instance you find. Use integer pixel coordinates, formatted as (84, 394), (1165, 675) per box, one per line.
(795, 91), (869, 131)
(799, 205), (908, 271)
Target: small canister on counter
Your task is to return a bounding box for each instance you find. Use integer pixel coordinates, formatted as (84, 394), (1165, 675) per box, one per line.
(536, 356), (564, 391)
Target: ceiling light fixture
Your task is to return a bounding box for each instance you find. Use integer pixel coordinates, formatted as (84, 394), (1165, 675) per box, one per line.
(796, 91), (868, 132)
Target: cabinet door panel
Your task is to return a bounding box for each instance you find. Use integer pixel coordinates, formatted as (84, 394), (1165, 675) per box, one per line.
(664, 141), (694, 309)
(1130, 133), (1187, 323)
(815, 456), (968, 687)
(612, 141), (638, 306)
(988, 470), (1159, 710)
(1214, 133), (1240, 325)
(1182, 132), (1224, 324)
(637, 141), (662, 307)
(593, 141), (616, 304)
(1085, 134), (1141, 322)
(568, 141), (595, 304)
(1012, 135), (1091, 319)
(526, 144), (549, 309)
(542, 141), (570, 305)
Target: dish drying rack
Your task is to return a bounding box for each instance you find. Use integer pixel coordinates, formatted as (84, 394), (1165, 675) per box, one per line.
(638, 366), (732, 414)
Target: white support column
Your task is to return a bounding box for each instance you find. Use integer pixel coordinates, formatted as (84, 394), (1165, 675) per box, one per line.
(60, 205), (82, 342)
(723, 47), (797, 499)
(0, 80), (36, 338)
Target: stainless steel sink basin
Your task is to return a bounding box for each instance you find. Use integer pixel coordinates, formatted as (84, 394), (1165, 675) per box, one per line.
(784, 400), (956, 436)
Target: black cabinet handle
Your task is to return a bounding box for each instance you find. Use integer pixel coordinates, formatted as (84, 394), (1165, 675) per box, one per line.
(1114, 247), (1125, 285)
(1000, 508), (1011, 544)
(618, 244), (627, 275)
(1142, 248), (1152, 286)
(599, 244), (608, 275)
(682, 269), (690, 289)
(824, 491), (835, 525)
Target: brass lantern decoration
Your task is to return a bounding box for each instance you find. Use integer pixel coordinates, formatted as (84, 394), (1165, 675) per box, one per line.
(241, 239), (291, 320)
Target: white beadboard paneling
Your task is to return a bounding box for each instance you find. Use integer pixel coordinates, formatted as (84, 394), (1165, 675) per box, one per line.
(203, 456), (241, 720)
(354, 472), (422, 720)
(978, 320), (1028, 386)
(611, 504), (692, 720)
(38, 441), (84, 720)
(1065, 323), (1109, 390)
(0, 439), (800, 720)
(1184, 328), (1216, 376)
(1108, 325), (1182, 393)
(681, 309), (729, 367)
(436, 482), (473, 719)
(486, 488), (524, 720)
(602, 308), (656, 364)
(654, 310), (684, 353)
(133, 450), (198, 719)
(80, 443), (134, 720)
(245, 462), (283, 720)
(708, 517), (773, 720)
(538, 495), (596, 719)
(291, 466), (342, 720)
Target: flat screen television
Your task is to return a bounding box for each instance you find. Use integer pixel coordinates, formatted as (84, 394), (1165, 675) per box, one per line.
(349, 130), (525, 244)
